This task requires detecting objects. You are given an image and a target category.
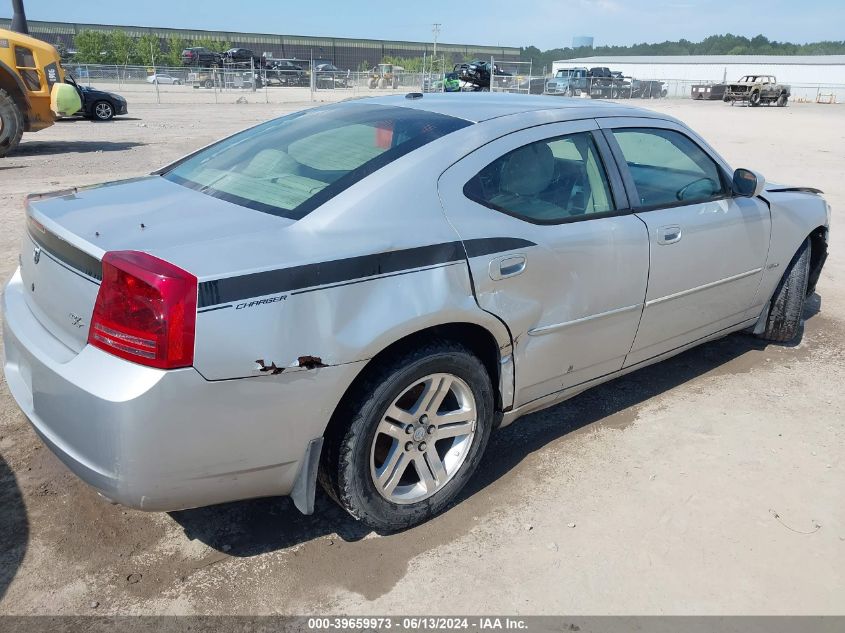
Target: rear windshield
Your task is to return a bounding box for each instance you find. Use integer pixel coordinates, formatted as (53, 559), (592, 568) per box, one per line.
(162, 103), (470, 220)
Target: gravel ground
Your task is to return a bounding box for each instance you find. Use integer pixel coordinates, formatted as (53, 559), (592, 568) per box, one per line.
(0, 97), (843, 615)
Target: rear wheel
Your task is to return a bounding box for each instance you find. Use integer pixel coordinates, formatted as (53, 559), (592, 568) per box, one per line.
(0, 88), (24, 158)
(203, 79), (214, 89)
(320, 341), (494, 532)
(92, 101), (114, 121)
(758, 238), (811, 343)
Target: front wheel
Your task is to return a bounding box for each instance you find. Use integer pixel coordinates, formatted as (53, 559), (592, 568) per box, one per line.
(320, 342), (494, 532)
(758, 239), (810, 343)
(0, 88), (24, 157)
(92, 101), (114, 121)
(749, 90), (761, 106)
(777, 93), (788, 107)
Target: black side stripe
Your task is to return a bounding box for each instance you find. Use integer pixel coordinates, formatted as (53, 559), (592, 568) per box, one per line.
(198, 237), (535, 309)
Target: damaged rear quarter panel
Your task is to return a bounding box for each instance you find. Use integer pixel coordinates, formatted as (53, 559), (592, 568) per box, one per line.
(193, 260), (507, 380)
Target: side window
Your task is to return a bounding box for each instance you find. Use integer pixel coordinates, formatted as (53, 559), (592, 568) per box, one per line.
(612, 127), (726, 208)
(463, 131), (615, 223)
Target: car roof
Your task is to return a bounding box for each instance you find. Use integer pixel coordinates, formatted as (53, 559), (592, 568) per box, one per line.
(360, 92), (671, 124)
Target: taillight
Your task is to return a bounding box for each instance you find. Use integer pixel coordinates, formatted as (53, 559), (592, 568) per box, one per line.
(88, 251), (197, 369)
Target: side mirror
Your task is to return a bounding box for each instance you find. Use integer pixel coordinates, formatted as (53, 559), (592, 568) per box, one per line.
(733, 168), (766, 198)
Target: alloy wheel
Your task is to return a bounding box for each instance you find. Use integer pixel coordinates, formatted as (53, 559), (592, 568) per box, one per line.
(370, 373), (477, 504)
(95, 103), (113, 120)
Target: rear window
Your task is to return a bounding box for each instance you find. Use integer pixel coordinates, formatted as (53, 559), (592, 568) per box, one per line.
(163, 103), (470, 220)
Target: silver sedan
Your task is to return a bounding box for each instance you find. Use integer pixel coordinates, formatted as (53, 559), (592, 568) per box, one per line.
(2, 94), (830, 531)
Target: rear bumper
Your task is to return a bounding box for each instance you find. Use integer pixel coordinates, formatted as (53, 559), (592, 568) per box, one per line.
(2, 267), (364, 511)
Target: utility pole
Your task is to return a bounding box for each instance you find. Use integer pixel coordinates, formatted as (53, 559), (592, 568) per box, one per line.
(432, 23), (441, 60)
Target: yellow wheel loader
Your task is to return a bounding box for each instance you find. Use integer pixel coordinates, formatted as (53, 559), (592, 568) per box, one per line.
(1, 0), (81, 157)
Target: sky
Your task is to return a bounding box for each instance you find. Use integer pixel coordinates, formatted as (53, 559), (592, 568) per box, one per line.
(2, 0), (841, 50)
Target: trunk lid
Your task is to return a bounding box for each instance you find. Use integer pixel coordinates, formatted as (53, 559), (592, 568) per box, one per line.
(21, 176), (292, 353)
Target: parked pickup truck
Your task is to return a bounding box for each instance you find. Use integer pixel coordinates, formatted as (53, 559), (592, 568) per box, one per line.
(545, 67), (589, 95)
(723, 75), (790, 107)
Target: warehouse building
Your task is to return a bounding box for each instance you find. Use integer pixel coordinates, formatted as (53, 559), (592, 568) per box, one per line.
(553, 55), (845, 101)
(0, 18), (521, 70)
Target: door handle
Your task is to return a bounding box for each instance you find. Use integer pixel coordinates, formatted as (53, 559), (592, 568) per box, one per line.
(489, 254), (527, 280)
(657, 224), (682, 245)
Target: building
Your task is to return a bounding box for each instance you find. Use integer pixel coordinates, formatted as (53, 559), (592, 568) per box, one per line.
(553, 55), (845, 101)
(571, 36), (594, 49)
(0, 18), (521, 70)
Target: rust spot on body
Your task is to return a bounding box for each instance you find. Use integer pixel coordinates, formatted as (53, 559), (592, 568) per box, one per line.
(255, 359), (284, 375)
(298, 355), (327, 370)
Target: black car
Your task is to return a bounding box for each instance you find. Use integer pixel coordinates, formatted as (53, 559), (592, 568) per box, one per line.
(181, 47), (221, 67)
(454, 60), (511, 90)
(314, 63), (348, 88)
(266, 59), (308, 86)
(66, 77), (128, 121)
(224, 48), (259, 64)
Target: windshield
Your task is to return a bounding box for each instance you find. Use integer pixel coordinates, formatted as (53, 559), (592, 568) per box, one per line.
(556, 70), (573, 77)
(163, 103), (470, 220)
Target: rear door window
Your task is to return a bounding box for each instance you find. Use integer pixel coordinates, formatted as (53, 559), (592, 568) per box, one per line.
(463, 131), (616, 224)
(163, 104), (470, 220)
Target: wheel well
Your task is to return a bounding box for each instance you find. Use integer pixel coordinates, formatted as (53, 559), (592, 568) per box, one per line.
(0, 67), (28, 112)
(807, 226), (828, 296)
(324, 322), (505, 437)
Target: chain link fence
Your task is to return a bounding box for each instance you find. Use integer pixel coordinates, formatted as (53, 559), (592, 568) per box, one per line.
(62, 63), (844, 105)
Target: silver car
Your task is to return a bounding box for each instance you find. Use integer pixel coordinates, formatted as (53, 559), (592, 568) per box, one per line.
(146, 73), (182, 86)
(2, 94), (830, 531)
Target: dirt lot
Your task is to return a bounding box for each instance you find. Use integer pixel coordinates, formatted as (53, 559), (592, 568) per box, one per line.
(0, 97), (843, 615)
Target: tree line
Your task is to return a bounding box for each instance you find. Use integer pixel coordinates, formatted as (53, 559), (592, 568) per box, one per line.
(69, 30), (230, 66)
(521, 34), (845, 70)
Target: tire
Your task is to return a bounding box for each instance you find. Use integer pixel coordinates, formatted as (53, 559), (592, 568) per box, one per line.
(758, 238), (811, 343)
(0, 88), (24, 158)
(320, 341), (494, 532)
(777, 93), (788, 107)
(92, 101), (114, 121)
(749, 90), (761, 106)
(203, 79), (214, 89)
(173, 80), (181, 86)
